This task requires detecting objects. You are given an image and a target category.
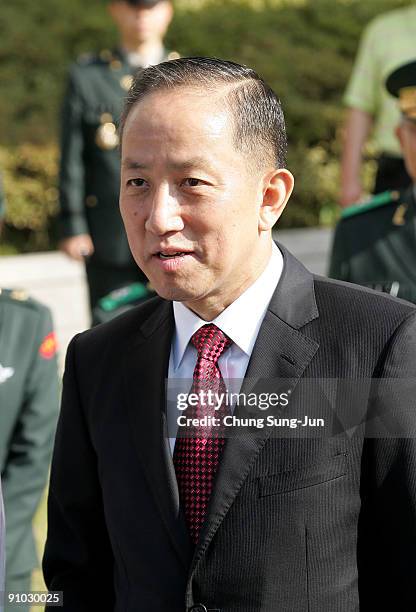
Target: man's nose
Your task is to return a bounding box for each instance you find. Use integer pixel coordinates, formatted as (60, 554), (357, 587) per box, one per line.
(145, 185), (184, 236)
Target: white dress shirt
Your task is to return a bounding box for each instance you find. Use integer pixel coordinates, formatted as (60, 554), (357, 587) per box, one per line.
(167, 242), (283, 454)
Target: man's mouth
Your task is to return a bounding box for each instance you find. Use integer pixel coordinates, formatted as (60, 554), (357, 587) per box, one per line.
(158, 252), (188, 259)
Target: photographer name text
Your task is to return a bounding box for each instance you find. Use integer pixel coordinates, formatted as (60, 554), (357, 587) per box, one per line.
(177, 415), (325, 429)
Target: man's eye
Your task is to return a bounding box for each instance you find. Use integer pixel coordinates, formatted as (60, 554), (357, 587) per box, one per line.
(127, 178), (147, 187)
(183, 178), (203, 187)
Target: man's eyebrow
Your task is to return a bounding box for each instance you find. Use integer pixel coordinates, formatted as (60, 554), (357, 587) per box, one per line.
(122, 158), (148, 170)
(169, 157), (212, 171)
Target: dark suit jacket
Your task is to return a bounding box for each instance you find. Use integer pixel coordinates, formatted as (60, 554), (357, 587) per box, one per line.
(43, 245), (416, 611)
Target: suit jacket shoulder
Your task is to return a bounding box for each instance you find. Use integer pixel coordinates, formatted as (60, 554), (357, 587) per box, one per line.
(314, 273), (416, 317)
(73, 296), (171, 358)
(316, 271), (415, 333)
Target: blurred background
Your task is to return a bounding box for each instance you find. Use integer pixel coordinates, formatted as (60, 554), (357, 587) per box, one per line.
(0, 0), (408, 256)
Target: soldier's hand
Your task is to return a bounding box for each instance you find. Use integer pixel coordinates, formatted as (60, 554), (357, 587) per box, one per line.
(59, 235), (94, 261)
(339, 180), (363, 208)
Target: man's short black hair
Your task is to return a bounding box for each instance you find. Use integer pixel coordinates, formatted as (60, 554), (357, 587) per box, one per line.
(120, 57), (287, 169)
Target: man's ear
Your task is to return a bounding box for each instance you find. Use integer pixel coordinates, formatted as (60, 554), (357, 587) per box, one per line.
(107, 2), (118, 21)
(164, 1), (174, 24)
(258, 168), (294, 232)
(395, 123), (405, 148)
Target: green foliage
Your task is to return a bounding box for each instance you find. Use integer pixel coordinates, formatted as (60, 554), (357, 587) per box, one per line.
(0, 145), (59, 252)
(0, 0), (114, 145)
(0, 0), (409, 251)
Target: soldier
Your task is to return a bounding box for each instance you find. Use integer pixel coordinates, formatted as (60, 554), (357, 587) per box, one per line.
(58, 0), (176, 315)
(329, 59), (416, 304)
(340, 5), (416, 207)
(0, 198), (60, 610)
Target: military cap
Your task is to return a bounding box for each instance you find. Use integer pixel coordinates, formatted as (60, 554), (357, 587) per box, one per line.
(92, 281), (156, 325)
(386, 59), (416, 122)
(340, 189), (401, 221)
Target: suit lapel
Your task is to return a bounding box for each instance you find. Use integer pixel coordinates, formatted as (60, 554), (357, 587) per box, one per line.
(190, 244), (320, 571)
(123, 299), (193, 567)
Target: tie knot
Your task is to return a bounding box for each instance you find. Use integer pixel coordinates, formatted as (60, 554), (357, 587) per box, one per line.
(191, 324), (232, 363)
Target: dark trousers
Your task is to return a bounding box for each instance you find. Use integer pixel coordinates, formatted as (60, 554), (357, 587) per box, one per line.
(85, 259), (147, 314)
(374, 154), (412, 194)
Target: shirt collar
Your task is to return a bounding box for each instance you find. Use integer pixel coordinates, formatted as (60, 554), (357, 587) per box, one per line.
(123, 45), (165, 68)
(172, 242), (283, 370)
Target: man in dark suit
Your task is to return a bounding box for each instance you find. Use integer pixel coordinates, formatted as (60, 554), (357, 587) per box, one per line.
(44, 58), (416, 611)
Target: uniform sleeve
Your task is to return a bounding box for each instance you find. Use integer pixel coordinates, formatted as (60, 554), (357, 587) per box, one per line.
(1, 307), (60, 571)
(343, 20), (380, 115)
(43, 336), (115, 611)
(58, 66), (89, 238)
(358, 311), (416, 610)
(328, 220), (351, 281)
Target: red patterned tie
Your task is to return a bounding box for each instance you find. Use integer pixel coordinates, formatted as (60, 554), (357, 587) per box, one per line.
(173, 324), (232, 544)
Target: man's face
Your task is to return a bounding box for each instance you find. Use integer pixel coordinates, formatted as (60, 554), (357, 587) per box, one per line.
(396, 118), (416, 181)
(109, 1), (173, 45)
(120, 89), (291, 319)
